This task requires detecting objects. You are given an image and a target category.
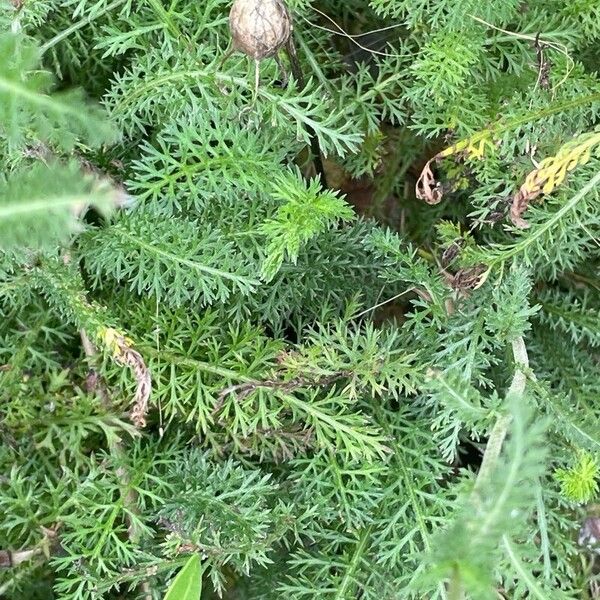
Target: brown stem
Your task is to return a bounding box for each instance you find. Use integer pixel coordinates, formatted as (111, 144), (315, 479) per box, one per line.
(0, 548), (42, 569)
(214, 370), (351, 417)
(0, 524), (61, 574)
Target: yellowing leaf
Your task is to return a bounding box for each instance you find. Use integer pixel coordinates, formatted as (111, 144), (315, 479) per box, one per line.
(511, 129), (600, 227)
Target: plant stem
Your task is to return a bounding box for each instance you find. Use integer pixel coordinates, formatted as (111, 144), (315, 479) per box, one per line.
(285, 37), (328, 187)
(447, 568), (464, 600)
(40, 0), (128, 56)
(80, 329), (152, 600)
(0, 547), (42, 568)
(474, 336), (528, 492)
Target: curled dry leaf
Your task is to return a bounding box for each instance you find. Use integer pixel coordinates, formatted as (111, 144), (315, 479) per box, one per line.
(416, 134), (491, 205)
(99, 327), (151, 428)
(510, 182), (542, 229)
(450, 264), (489, 291)
(121, 346), (151, 428)
(510, 159), (563, 228)
(441, 239), (466, 267)
(510, 130), (600, 228)
(419, 128), (600, 227)
(229, 0), (292, 61)
(416, 158), (444, 204)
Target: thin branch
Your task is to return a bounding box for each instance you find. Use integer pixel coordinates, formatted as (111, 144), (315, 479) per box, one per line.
(0, 548), (42, 568)
(40, 0), (129, 55)
(0, 524), (60, 574)
(285, 36), (328, 186)
(474, 336), (529, 492)
(214, 370), (351, 417)
(352, 287), (415, 319)
(80, 330), (152, 600)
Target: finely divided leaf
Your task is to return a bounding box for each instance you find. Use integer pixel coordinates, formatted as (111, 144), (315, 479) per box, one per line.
(0, 163), (119, 251)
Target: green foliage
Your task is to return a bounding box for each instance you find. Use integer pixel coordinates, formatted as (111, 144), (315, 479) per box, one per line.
(157, 449), (295, 593)
(555, 451), (600, 504)
(0, 33), (116, 151)
(424, 400), (551, 600)
(536, 288), (600, 347)
(1, 0), (600, 599)
(259, 171), (355, 281)
(0, 162), (118, 251)
(82, 212), (259, 307)
(163, 554), (202, 600)
(127, 113), (292, 215)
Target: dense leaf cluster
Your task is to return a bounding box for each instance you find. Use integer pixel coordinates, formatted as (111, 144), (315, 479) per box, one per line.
(1, 0), (599, 598)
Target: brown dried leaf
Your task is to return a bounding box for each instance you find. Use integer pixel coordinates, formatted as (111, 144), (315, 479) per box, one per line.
(510, 176), (545, 229)
(510, 131), (600, 228)
(416, 158), (444, 204)
(450, 264), (489, 291)
(441, 239), (466, 267)
(101, 328), (151, 428)
(117, 344), (151, 428)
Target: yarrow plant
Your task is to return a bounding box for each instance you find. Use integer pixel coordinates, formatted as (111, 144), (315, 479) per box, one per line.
(0, 0), (599, 598)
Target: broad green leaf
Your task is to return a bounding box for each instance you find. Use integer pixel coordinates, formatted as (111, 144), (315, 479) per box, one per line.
(164, 554), (202, 600)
